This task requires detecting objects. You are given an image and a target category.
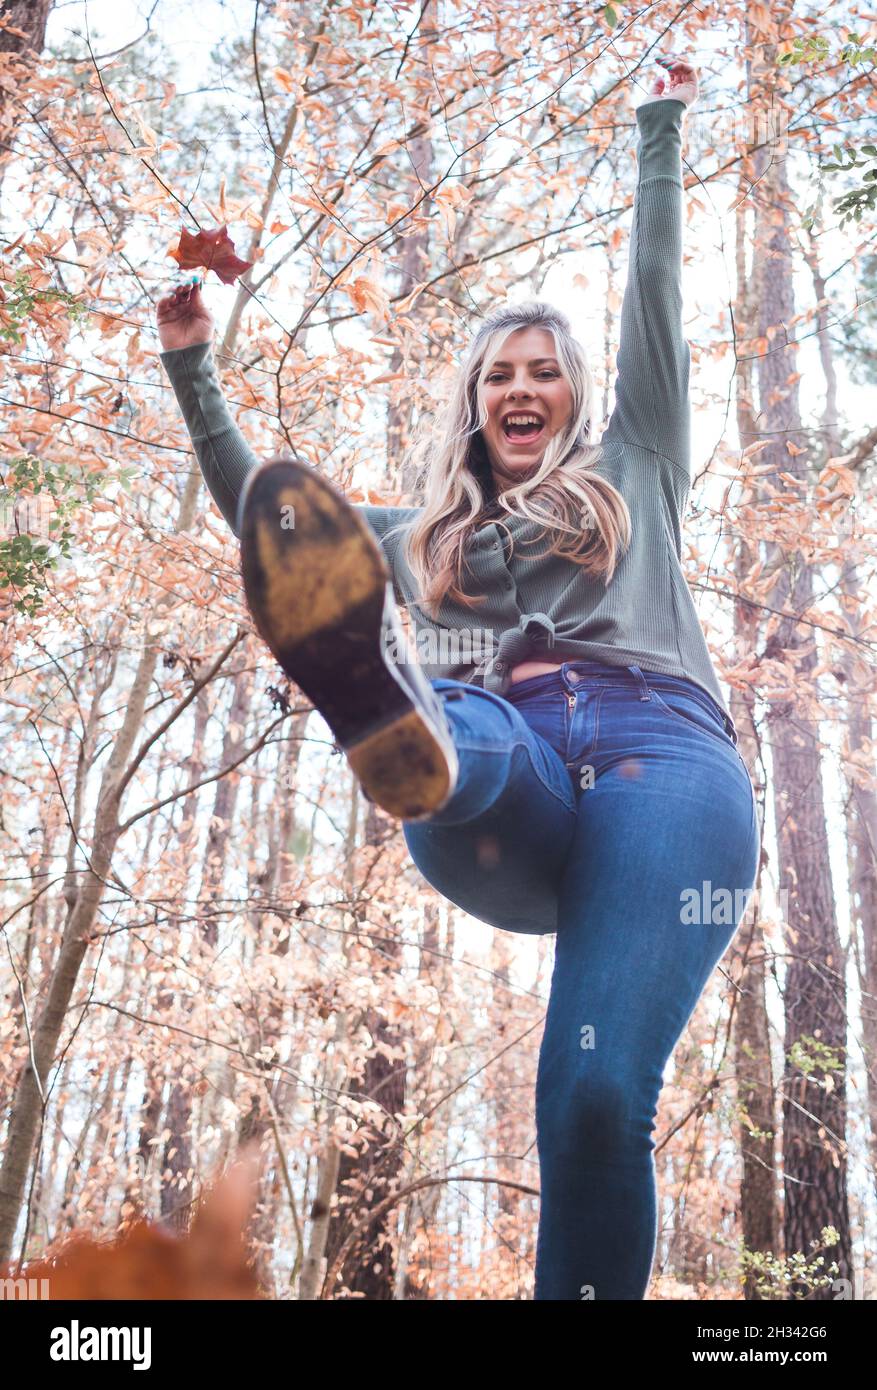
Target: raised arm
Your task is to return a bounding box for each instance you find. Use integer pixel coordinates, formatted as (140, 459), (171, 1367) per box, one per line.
(601, 72), (695, 476)
(159, 339), (258, 537)
(156, 284), (415, 548)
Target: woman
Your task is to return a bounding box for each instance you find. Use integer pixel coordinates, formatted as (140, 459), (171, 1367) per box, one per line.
(156, 56), (759, 1300)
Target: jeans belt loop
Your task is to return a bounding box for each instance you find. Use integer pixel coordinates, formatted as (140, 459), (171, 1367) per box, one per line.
(627, 665), (652, 702)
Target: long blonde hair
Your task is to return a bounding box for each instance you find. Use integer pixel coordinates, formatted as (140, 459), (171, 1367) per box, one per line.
(392, 300), (631, 613)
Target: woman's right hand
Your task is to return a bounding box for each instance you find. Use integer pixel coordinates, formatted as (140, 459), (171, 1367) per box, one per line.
(156, 278), (215, 351)
(644, 55), (699, 111)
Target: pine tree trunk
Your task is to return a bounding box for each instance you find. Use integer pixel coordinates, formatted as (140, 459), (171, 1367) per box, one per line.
(160, 652), (254, 1228)
(840, 568), (877, 1210)
(324, 798), (408, 1299)
(801, 241), (877, 1222)
(746, 10), (852, 1294)
(299, 773), (361, 1298)
(397, 899), (442, 1299)
(729, 165), (780, 1295)
(236, 710), (310, 1289)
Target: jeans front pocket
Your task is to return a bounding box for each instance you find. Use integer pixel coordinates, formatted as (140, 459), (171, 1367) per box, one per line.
(647, 684), (735, 751)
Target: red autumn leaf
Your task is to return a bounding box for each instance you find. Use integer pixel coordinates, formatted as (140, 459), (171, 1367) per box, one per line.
(168, 225), (253, 285)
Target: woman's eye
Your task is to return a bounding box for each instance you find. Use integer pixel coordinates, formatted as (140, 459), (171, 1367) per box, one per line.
(487, 372), (557, 382)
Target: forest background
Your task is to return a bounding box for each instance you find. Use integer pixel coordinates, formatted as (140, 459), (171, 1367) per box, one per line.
(1, 0), (876, 1300)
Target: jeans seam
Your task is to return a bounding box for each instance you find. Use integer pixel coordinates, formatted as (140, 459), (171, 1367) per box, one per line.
(439, 681), (576, 813)
(444, 736), (575, 814)
(564, 686), (605, 768)
(514, 738), (577, 815)
(730, 773), (760, 891)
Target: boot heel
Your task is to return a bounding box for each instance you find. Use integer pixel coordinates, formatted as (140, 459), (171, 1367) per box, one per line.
(346, 709), (456, 821)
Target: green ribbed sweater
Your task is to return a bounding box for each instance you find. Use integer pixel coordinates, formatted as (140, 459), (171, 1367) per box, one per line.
(159, 97), (730, 718)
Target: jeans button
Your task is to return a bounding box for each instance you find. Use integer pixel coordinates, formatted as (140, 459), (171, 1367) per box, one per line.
(567, 671), (579, 684)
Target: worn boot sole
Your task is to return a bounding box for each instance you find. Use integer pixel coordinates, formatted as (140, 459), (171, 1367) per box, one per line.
(238, 458), (455, 821)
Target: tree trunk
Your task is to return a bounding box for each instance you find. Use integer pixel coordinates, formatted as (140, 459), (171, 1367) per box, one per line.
(0, 655), (157, 1260)
(838, 560), (877, 1210)
(0, 607), (238, 1260)
(0, 0), (53, 205)
(298, 772), (359, 1300)
(801, 239), (877, 1218)
(746, 10), (851, 1295)
(236, 709), (310, 1289)
(729, 162), (780, 1295)
(324, 797), (408, 1299)
(386, 4), (435, 500)
(159, 651), (255, 1228)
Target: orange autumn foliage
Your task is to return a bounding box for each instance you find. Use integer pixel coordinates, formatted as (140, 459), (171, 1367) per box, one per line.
(3, 1161), (266, 1300)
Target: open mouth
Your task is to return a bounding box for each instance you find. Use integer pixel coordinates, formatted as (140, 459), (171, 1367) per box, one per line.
(501, 418), (546, 445)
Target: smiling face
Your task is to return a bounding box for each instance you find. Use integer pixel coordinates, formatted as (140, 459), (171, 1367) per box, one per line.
(479, 326), (574, 489)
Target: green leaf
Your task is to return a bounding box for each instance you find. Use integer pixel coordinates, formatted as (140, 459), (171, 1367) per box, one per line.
(603, 4), (618, 27)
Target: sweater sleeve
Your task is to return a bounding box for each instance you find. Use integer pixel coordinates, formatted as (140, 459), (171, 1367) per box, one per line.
(601, 98), (691, 477)
(158, 341), (413, 547)
(159, 341), (260, 537)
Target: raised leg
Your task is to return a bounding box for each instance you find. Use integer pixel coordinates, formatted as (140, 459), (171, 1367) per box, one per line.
(402, 680), (578, 935)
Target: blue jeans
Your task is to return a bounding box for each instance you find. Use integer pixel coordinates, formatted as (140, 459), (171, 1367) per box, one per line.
(402, 660), (759, 1300)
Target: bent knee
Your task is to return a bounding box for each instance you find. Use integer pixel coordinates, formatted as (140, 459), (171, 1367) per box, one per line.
(536, 1066), (655, 1159)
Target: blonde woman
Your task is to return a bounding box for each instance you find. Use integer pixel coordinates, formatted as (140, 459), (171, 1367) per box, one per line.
(156, 56), (758, 1300)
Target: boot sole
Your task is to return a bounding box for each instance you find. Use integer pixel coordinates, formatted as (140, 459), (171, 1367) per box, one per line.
(239, 459), (455, 820)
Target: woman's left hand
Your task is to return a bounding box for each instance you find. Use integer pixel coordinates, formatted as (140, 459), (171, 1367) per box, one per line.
(643, 55), (699, 110)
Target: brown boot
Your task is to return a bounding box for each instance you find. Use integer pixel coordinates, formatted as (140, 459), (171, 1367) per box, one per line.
(238, 457), (458, 821)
